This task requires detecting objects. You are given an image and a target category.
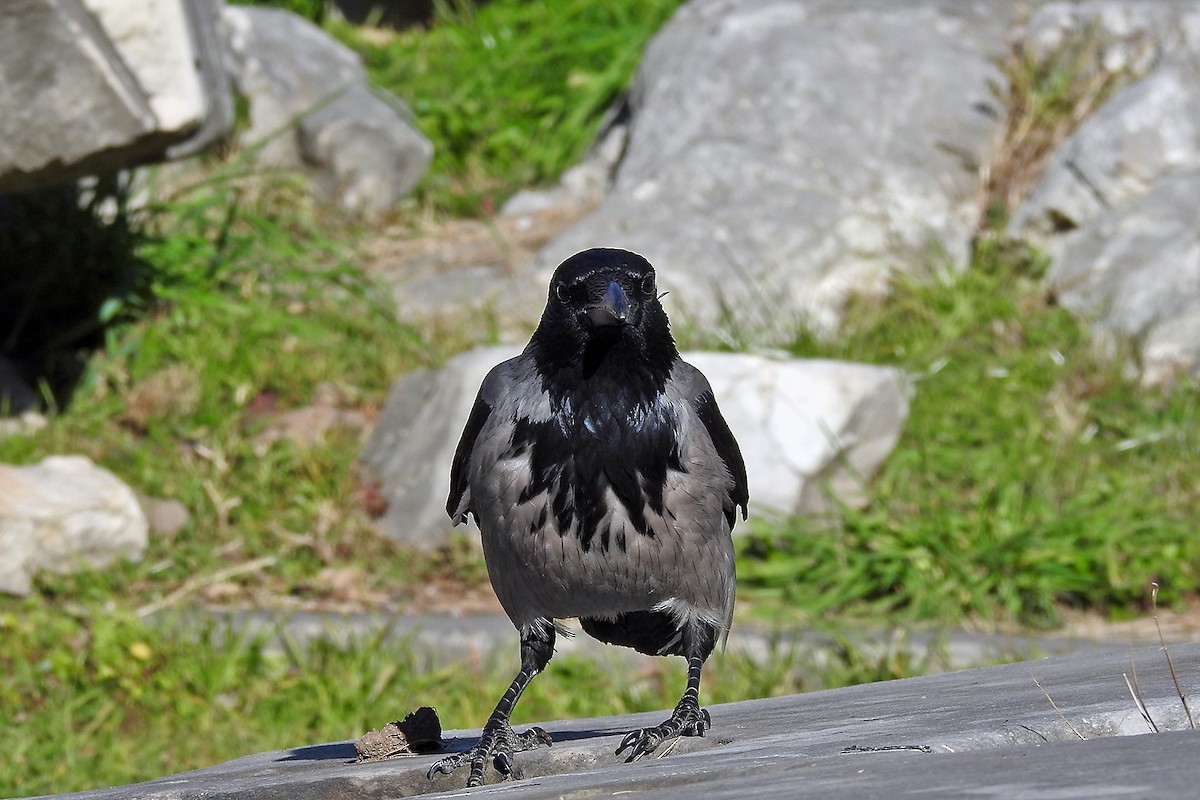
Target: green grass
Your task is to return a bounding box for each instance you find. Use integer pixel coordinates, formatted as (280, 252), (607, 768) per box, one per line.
(737, 241), (1200, 626)
(0, 168), (445, 613)
(336, 0), (687, 215)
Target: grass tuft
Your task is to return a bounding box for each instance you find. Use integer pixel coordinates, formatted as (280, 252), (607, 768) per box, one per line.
(335, 0), (687, 215)
(981, 17), (1152, 230)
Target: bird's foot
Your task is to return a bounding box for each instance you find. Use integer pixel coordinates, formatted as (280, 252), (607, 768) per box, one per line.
(426, 720), (552, 787)
(615, 701), (711, 763)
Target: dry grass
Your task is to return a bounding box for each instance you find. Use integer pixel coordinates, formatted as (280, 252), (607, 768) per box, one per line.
(980, 19), (1154, 229)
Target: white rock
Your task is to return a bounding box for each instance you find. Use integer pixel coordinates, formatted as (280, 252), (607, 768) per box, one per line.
(359, 347), (910, 547)
(0, 456), (149, 595)
(0, 0), (231, 193)
(686, 353), (911, 515)
(82, 0), (207, 133)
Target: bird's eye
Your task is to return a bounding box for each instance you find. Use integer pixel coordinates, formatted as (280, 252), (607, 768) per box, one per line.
(640, 274), (655, 296)
(554, 282), (569, 302)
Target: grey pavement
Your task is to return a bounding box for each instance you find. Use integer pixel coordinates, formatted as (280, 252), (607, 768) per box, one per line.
(150, 609), (1139, 673)
(29, 642), (1200, 800)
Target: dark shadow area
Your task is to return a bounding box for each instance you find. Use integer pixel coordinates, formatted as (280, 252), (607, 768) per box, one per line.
(0, 175), (151, 414)
(277, 726), (622, 763)
(280, 742), (359, 762)
(329, 0), (491, 30)
(538, 727), (627, 744)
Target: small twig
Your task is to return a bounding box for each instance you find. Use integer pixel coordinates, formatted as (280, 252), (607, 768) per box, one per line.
(1124, 671), (1159, 733)
(135, 556), (277, 618)
(1125, 645), (1158, 732)
(1150, 582), (1196, 730)
(1016, 724), (1048, 742)
(1033, 677), (1085, 740)
(1118, 676), (1156, 734)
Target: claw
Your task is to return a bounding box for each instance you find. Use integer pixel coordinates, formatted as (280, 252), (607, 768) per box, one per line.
(528, 726), (554, 747)
(615, 729), (642, 756)
(426, 756), (460, 780)
(616, 704), (711, 762)
(426, 723), (553, 786)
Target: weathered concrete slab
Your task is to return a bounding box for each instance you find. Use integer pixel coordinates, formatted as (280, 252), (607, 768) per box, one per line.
(31, 642), (1200, 799)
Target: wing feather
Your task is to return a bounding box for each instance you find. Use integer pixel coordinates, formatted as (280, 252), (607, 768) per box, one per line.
(695, 389), (749, 527)
(446, 391), (492, 523)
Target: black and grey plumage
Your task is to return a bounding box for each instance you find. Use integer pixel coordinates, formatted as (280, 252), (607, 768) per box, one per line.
(426, 247), (749, 786)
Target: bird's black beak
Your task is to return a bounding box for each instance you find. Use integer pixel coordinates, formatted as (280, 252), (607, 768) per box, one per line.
(585, 280), (630, 328)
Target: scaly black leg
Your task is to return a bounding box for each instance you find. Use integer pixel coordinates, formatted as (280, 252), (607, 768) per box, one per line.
(427, 620), (555, 786)
(616, 655), (711, 762)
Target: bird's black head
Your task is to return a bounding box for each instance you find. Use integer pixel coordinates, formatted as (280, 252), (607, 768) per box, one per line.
(529, 248), (677, 386)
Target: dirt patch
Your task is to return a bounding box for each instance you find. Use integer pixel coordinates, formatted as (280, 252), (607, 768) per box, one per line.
(1058, 601), (1200, 644)
(355, 707), (444, 761)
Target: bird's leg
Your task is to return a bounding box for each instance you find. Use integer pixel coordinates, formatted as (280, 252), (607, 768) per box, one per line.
(616, 655), (711, 762)
(427, 620), (555, 786)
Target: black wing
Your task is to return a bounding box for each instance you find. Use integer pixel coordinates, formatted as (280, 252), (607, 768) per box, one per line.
(695, 389), (749, 528)
(446, 390), (493, 524)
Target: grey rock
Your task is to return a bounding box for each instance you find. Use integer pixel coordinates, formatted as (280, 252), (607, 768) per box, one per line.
(1009, 1), (1200, 385)
(221, 5), (363, 166)
(0, 0), (231, 193)
(359, 347), (508, 548)
(1012, 2), (1200, 240)
(0, 455), (149, 595)
(1047, 171), (1200, 385)
(520, 0), (1021, 339)
(358, 346), (910, 546)
(501, 121), (627, 216)
(136, 495), (191, 538)
(29, 642), (1200, 799)
(170, 0), (236, 160)
(221, 5), (432, 218)
(1020, 0), (1182, 73)
(297, 84), (433, 219)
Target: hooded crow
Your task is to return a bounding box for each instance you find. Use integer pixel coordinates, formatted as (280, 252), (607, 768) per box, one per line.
(427, 247), (748, 786)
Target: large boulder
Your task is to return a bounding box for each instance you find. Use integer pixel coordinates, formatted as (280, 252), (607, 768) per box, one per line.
(0, 0), (231, 193)
(221, 5), (433, 218)
(515, 0), (1022, 338)
(1012, 2), (1200, 240)
(1045, 172), (1200, 385)
(1008, 1), (1200, 385)
(0, 455), (149, 595)
(358, 346), (910, 547)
